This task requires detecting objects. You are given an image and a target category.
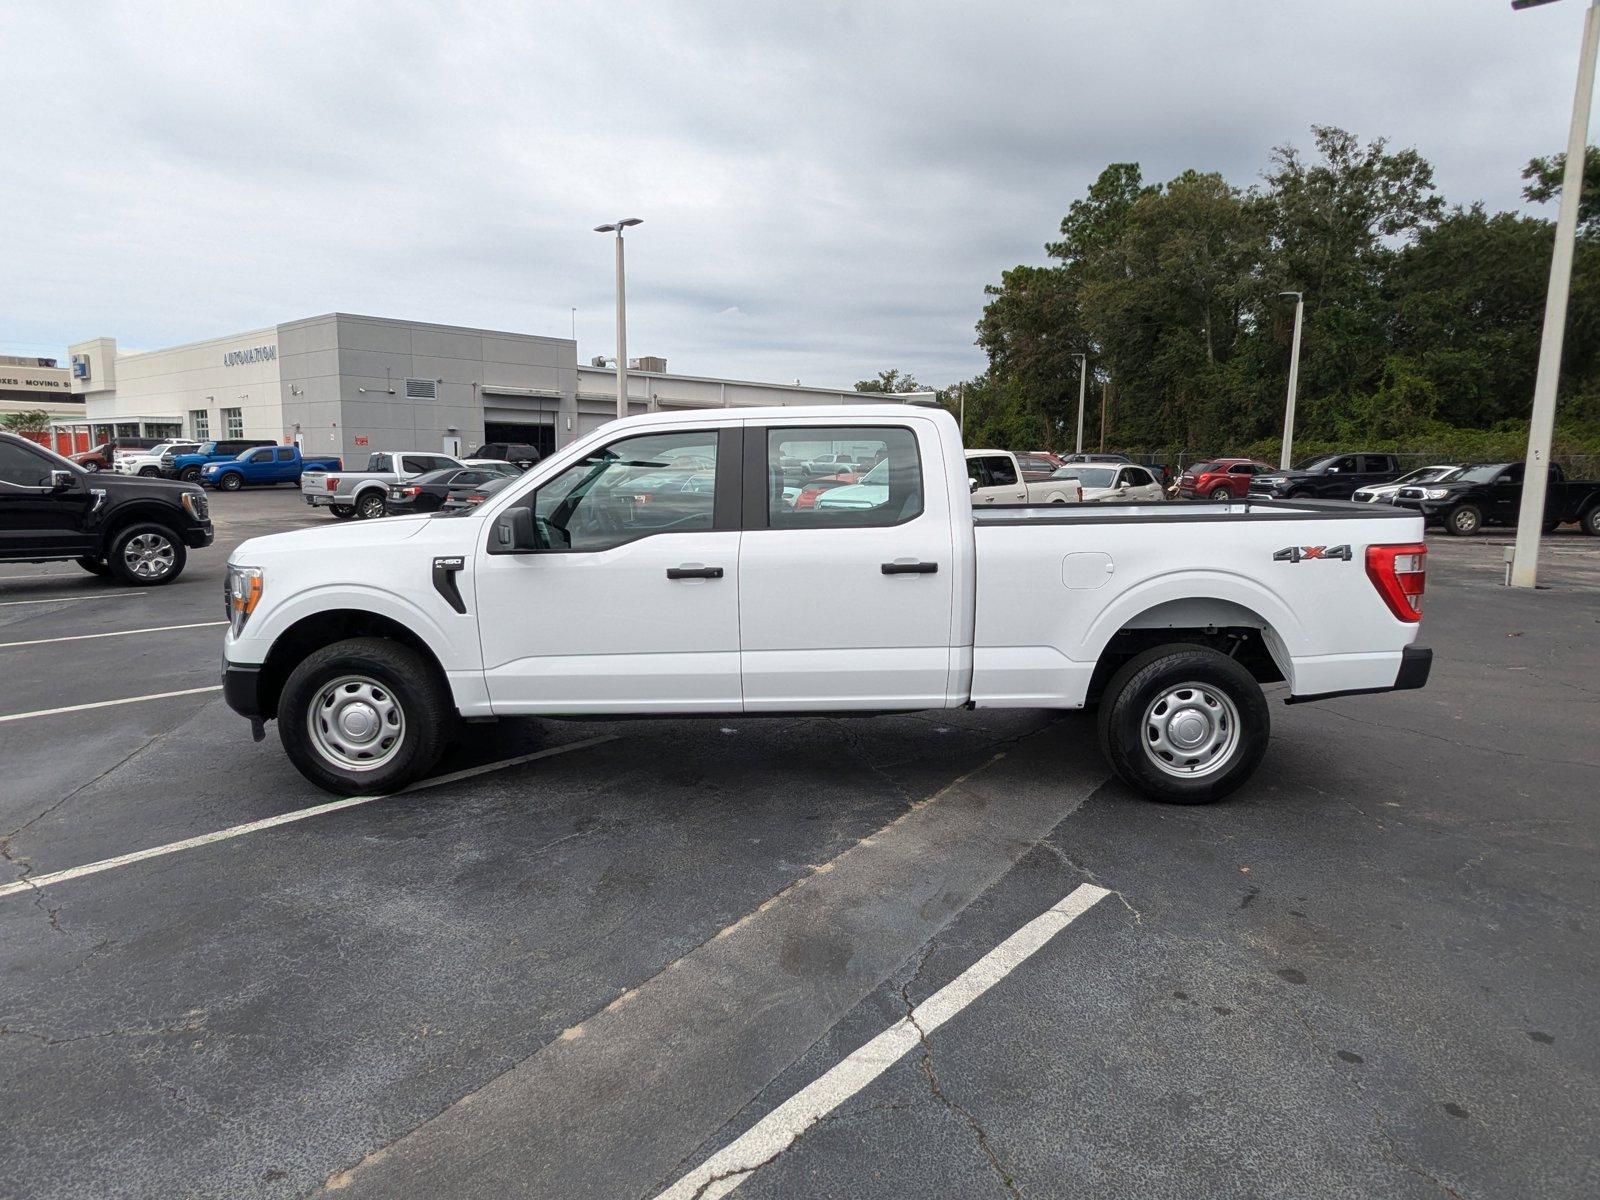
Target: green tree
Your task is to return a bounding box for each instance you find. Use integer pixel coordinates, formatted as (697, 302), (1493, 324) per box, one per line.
(1522, 146), (1600, 234)
(0, 409), (52, 434)
(854, 369), (922, 394)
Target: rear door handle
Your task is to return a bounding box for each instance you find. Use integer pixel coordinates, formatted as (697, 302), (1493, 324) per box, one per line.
(881, 561), (938, 575)
(667, 565), (724, 579)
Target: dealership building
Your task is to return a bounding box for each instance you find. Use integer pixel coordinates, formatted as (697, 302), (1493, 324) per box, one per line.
(61, 313), (921, 462)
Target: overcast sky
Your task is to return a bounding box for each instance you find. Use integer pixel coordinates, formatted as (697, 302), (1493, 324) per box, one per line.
(4, 0), (1596, 388)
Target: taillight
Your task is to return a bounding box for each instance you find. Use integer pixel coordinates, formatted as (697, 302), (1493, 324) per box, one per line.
(1366, 543), (1426, 622)
(325, 476), (339, 491)
(402, 485), (422, 496)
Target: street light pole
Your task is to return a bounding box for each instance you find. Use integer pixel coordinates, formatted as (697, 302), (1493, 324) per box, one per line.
(1072, 353), (1088, 454)
(1279, 291), (1304, 471)
(1509, 0), (1599, 587)
(594, 218), (643, 422)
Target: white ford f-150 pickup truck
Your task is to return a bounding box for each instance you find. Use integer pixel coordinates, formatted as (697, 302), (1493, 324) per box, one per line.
(223, 405), (1431, 802)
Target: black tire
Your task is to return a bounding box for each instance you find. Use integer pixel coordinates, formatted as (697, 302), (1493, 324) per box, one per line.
(217, 472), (243, 492)
(1285, 487), (1309, 500)
(180, 466), (202, 483)
(1543, 519), (1561, 535)
(1444, 504), (1481, 536)
(83, 461), (100, 473)
(329, 504), (357, 520)
(1208, 485), (1232, 501)
(277, 638), (451, 795)
(1581, 505), (1600, 537)
(76, 556), (112, 577)
(138, 466), (160, 477)
(355, 491), (386, 520)
(1096, 644), (1270, 804)
(106, 522), (187, 586)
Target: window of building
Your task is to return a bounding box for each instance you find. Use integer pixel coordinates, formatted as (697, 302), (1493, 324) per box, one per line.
(221, 408), (244, 439)
(530, 430), (717, 551)
(769, 427), (921, 528)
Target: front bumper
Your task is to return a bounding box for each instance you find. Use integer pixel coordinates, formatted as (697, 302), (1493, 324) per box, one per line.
(222, 662), (265, 718)
(1391, 498), (1451, 521)
(1285, 645), (1432, 705)
(184, 524), (215, 549)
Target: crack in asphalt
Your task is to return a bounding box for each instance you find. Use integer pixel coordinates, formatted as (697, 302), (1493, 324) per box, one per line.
(899, 944), (1022, 1199)
(1036, 836), (1143, 926)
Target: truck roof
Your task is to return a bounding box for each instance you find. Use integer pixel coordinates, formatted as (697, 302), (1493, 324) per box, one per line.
(594, 402), (941, 426)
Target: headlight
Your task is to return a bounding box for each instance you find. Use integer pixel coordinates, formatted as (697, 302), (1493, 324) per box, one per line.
(1423, 487), (1451, 500)
(181, 490), (209, 521)
(226, 566), (263, 636)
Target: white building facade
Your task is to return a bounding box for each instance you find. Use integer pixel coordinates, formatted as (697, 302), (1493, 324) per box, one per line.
(66, 313), (925, 463)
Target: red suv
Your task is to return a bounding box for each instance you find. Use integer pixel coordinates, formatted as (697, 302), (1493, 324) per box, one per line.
(1176, 458), (1274, 500)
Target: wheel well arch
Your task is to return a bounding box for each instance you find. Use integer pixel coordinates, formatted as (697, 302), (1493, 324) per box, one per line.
(257, 609), (451, 720)
(1086, 597), (1289, 704)
(98, 503), (186, 547)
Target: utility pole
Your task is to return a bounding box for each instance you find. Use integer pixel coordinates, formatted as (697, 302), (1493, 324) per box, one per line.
(1509, 0), (1599, 587)
(1279, 291), (1304, 470)
(1099, 377), (1109, 452)
(1072, 353), (1088, 454)
(593, 218), (643, 421)
(957, 382), (965, 436)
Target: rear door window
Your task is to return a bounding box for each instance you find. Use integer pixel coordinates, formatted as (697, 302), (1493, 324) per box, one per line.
(769, 427), (921, 528)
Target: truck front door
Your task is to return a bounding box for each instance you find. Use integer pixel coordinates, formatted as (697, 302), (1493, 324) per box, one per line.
(475, 426), (743, 713)
(741, 421), (956, 710)
(967, 453), (1027, 505)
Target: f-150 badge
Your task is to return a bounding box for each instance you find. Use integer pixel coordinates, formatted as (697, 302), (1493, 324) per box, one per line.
(1273, 544), (1352, 562)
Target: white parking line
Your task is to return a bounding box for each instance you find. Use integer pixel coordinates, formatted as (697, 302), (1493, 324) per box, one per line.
(0, 685), (223, 724)
(0, 620), (227, 650)
(0, 592), (145, 608)
(652, 883), (1111, 1200)
(0, 734), (619, 900)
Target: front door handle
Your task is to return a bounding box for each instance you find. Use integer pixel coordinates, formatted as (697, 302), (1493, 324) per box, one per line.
(667, 565), (724, 579)
(882, 561), (938, 575)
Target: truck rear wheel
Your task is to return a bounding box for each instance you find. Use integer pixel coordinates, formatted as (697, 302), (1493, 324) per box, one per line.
(1582, 506), (1600, 537)
(355, 492), (386, 520)
(1097, 645), (1269, 804)
(329, 504), (357, 520)
(277, 637), (451, 795)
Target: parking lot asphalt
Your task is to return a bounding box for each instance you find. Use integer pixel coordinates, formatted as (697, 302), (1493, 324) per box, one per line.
(2, 490), (1596, 1200)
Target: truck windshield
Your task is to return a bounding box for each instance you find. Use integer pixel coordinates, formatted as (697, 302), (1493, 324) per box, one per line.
(1455, 464), (1512, 484)
(1292, 455), (1338, 472)
(1060, 466), (1116, 487)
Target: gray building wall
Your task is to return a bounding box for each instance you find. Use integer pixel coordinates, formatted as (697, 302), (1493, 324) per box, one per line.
(277, 314), (576, 465)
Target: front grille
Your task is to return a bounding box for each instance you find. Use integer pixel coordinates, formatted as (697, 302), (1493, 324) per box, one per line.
(1396, 488), (1424, 501)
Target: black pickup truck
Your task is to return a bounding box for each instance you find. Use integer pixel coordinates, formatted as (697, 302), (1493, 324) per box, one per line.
(1391, 461), (1600, 536)
(0, 432), (214, 585)
(1247, 452), (1406, 501)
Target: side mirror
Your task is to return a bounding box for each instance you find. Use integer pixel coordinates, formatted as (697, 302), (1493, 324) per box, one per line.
(49, 469), (75, 492)
(968, 477), (979, 494)
(492, 506), (542, 553)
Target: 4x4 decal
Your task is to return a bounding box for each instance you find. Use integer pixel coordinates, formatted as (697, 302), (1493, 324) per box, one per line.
(1273, 544), (1352, 562)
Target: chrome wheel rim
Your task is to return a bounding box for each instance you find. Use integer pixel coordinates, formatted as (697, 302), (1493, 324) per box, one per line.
(1453, 509), (1477, 534)
(359, 495), (384, 518)
(123, 532), (176, 579)
(1141, 681), (1241, 779)
(308, 675), (405, 771)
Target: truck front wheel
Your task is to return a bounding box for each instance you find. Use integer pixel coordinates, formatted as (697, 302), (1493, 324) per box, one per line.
(107, 523), (186, 586)
(1444, 504), (1481, 536)
(217, 472), (243, 491)
(277, 637), (451, 795)
(1097, 645), (1269, 804)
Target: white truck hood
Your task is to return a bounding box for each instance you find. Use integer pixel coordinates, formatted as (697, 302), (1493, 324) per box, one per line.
(231, 515), (437, 564)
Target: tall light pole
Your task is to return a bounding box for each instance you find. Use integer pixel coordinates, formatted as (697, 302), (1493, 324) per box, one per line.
(594, 218), (643, 421)
(1509, 0), (1598, 587)
(1072, 353), (1088, 454)
(1278, 291), (1305, 470)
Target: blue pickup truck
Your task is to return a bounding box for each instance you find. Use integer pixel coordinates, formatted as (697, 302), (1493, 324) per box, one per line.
(198, 445), (343, 491)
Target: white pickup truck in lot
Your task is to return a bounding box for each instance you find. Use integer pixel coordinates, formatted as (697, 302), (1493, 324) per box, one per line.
(302, 451), (467, 520)
(223, 405), (1431, 802)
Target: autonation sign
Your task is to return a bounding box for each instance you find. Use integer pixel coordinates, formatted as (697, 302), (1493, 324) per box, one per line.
(223, 345), (277, 367)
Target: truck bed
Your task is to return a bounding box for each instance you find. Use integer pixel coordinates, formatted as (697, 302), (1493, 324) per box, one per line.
(967, 497), (1425, 708)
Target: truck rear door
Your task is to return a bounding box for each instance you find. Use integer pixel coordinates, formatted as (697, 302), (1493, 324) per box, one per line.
(740, 420), (956, 710)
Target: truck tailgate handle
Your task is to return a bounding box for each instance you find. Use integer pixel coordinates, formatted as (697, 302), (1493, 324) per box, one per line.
(882, 560), (939, 575)
(667, 565), (724, 579)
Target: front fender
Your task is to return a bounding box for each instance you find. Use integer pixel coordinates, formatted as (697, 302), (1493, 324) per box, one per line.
(231, 581), (477, 672)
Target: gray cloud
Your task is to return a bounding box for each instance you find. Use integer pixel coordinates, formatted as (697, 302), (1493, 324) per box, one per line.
(3, 0), (1592, 387)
